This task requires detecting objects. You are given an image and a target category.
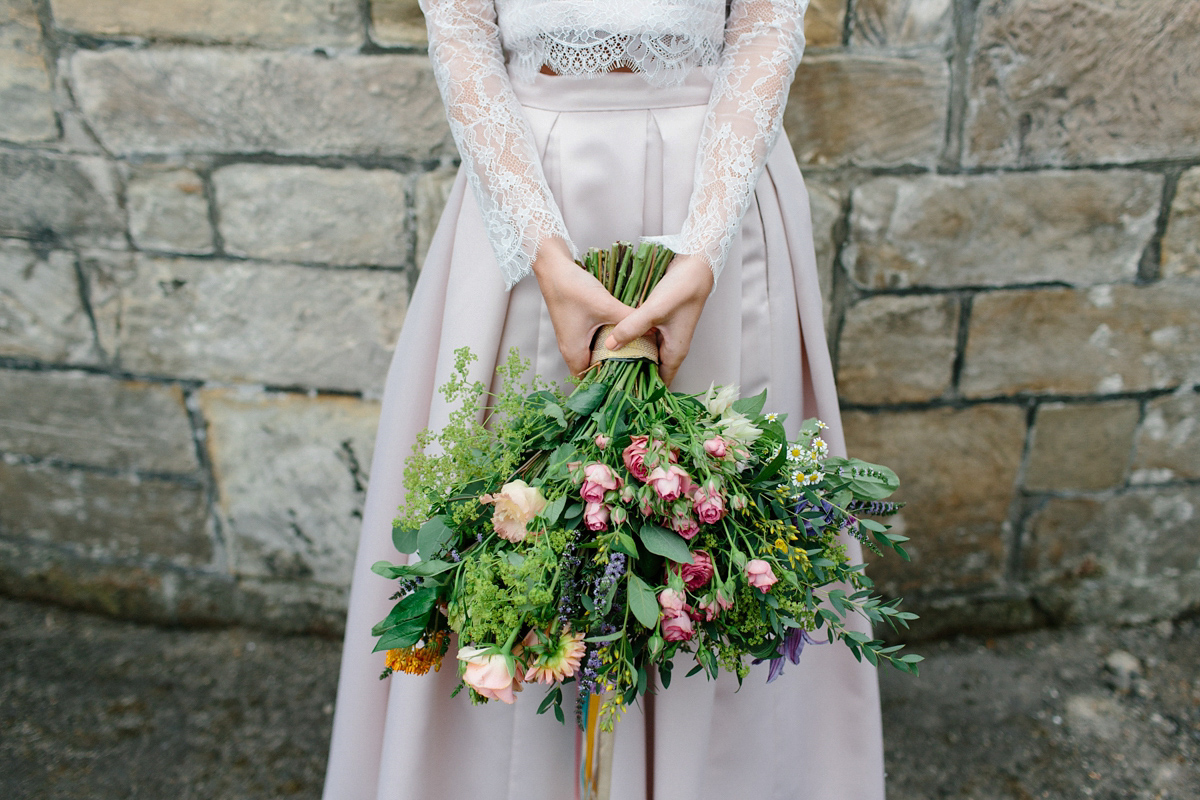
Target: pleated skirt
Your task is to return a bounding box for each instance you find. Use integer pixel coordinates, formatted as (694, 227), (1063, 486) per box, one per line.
(322, 69), (886, 800)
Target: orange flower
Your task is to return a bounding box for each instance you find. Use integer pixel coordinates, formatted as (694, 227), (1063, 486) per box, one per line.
(523, 628), (586, 685)
(385, 630), (449, 675)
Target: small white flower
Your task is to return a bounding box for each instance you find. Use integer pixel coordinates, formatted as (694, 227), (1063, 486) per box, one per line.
(765, 412), (778, 422)
(718, 411), (763, 446)
(787, 444), (806, 460)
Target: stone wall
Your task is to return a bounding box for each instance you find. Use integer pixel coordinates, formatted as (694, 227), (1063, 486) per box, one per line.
(0, 0), (1197, 639)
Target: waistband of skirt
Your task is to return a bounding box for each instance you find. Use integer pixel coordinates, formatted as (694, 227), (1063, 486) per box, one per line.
(507, 68), (715, 112)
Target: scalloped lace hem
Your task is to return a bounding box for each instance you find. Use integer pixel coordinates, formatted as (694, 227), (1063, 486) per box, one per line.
(508, 32), (723, 87)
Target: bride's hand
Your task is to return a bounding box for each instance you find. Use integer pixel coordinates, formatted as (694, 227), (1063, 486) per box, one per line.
(532, 237), (634, 377)
(602, 253), (713, 387)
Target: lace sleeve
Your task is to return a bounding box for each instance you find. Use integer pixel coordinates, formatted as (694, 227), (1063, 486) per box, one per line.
(644, 0), (809, 282)
(420, 0), (576, 288)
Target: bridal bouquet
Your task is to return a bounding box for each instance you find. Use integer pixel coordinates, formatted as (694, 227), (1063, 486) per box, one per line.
(371, 243), (920, 737)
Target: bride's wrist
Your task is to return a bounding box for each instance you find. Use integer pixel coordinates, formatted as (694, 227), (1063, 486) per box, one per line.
(667, 253), (715, 296)
(532, 237), (575, 282)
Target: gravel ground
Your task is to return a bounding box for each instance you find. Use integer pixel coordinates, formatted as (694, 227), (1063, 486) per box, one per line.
(2, 597), (1197, 799)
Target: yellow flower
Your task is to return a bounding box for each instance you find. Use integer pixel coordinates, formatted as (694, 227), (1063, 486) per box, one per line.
(386, 630), (450, 675)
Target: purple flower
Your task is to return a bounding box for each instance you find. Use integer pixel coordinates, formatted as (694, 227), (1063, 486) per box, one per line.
(762, 627), (825, 684)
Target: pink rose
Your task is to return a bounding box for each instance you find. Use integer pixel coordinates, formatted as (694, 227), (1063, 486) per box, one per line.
(658, 588), (686, 614)
(692, 487), (726, 525)
(595, 434), (610, 450)
(458, 646), (522, 704)
(580, 462), (621, 503)
(673, 550), (714, 590)
(730, 494), (749, 512)
(619, 485), (637, 504)
(661, 611), (694, 642)
(671, 512), (701, 541)
(703, 436), (728, 459)
(745, 559), (778, 592)
(698, 589), (734, 621)
(623, 436), (651, 482)
(610, 505), (628, 527)
(584, 502), (610, 532)
(479, 479), (547, 543)
(647, 465), (693, 502)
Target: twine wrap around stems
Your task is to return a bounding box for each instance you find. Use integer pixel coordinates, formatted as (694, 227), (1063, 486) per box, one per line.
(590, 324), (660, 366)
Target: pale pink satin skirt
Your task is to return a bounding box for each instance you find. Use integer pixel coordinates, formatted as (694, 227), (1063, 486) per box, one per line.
(322, 69), (886, 800)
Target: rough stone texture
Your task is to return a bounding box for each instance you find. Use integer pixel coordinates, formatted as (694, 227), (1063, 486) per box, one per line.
(784, 53), (949, 169)
(413, 167), (457, 270)
(844, 171), (1162, 290)
(50, 0), (361, 47)
(851, 0), (953, 49)
(965, 0), (1200, 167)
(0, 240), (96, 364)
(214, 164), (409, 268)
(843, 405), (1027, 595)
(1023, 400), (1141, 492)
(371, 0), (427, 47)
(962, 282), (1200, 398)
(86, 254), (407, 393)
(1024, 487), (1200, 625)
(69, 49), (453, 158)
(803, 0), (846, 48)
(0, 458), (211, 566)
(1162, 167), (1200, 280)
(806, 180), (840, 333)
(1133, 389), (1200, 484)
(126, 167), (214, 256)
(0, 369), (197, 473)
(0, 148), (125, 248)
(198, 389), (378, 586)
(837, 294), (958, 404)
(0, 0), (57, 143)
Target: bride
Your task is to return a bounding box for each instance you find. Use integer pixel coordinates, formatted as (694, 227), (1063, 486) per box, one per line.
(322, 1), (886, 797)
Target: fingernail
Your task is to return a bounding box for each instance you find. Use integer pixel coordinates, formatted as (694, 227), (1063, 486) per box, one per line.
(605, 336), (618, 350)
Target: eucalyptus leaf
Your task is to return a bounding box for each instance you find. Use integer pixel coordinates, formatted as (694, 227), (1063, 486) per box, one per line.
(731, 389), (767, 417)
(392, 521), (419, 554)
(565, 382), (609, 416)
(638, 523), (694, 564)
(627, 573), (660, 629)
(417, 516), (455, 562)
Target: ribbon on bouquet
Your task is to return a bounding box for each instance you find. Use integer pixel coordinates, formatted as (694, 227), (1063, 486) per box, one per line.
(590, 324), (660, 366)
(576, 691), (617, 800)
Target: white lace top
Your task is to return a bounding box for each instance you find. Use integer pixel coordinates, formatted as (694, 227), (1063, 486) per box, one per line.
(419, 0), (811, 288)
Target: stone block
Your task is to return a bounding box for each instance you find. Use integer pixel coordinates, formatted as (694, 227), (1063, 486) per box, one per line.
(0, 457), (212, 566)
(86, 254), (408, 394)
(1162, 167), (1200, 280)
(851, 0), (953, 49)
(214, 164), (409, 267)
(806, 180), (841, 333)
(198, 389), (379, 586)
(0, 239), (96, 363)
(837, 294), (958, 404)
(1024, 401), (1140, 492)
(965, 1), (1200, 167)
(414, 167), (458, 271)
(127, 167), (214, 255)
(842, 404), (1027, 594)
(1023, 487), (1200, 625)
(962, 283), (1200, 398)
(69, 49), (453, 158)
(0, 148), (125, 247)
(371, 0), (428, 47)
(844, 171), (1161, 290)
(0, 537), (235, 624)
(0, 369), (198, 473)
(804, 0), (847, 48)
(49, 0), (362, 48)
(0, 0), (57, 143)
(785, 53), (949, 169)
(1132, 389), (1200, 483)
